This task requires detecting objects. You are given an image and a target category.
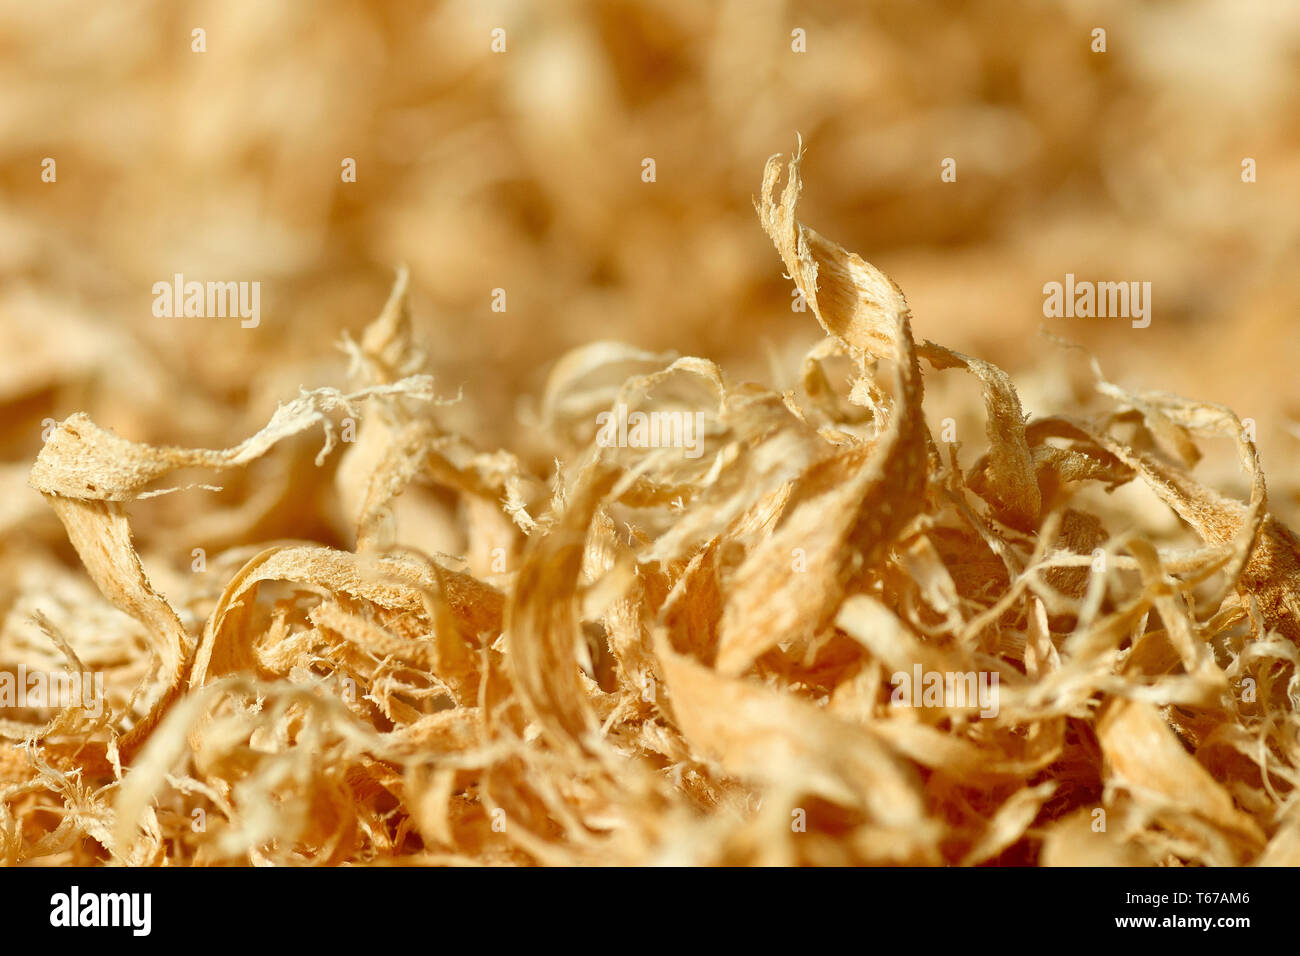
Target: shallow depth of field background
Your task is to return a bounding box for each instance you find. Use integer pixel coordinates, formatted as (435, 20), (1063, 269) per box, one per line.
(1, 0), (1298, 543)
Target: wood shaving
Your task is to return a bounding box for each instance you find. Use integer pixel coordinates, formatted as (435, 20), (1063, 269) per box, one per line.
(3, 150), (1299, 868)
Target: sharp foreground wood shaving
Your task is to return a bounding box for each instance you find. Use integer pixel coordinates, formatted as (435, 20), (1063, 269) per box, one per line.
(5, 151), (1300, 867)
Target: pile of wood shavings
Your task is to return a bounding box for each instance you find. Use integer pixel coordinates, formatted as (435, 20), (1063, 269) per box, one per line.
(5, 151), (1300, 866)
